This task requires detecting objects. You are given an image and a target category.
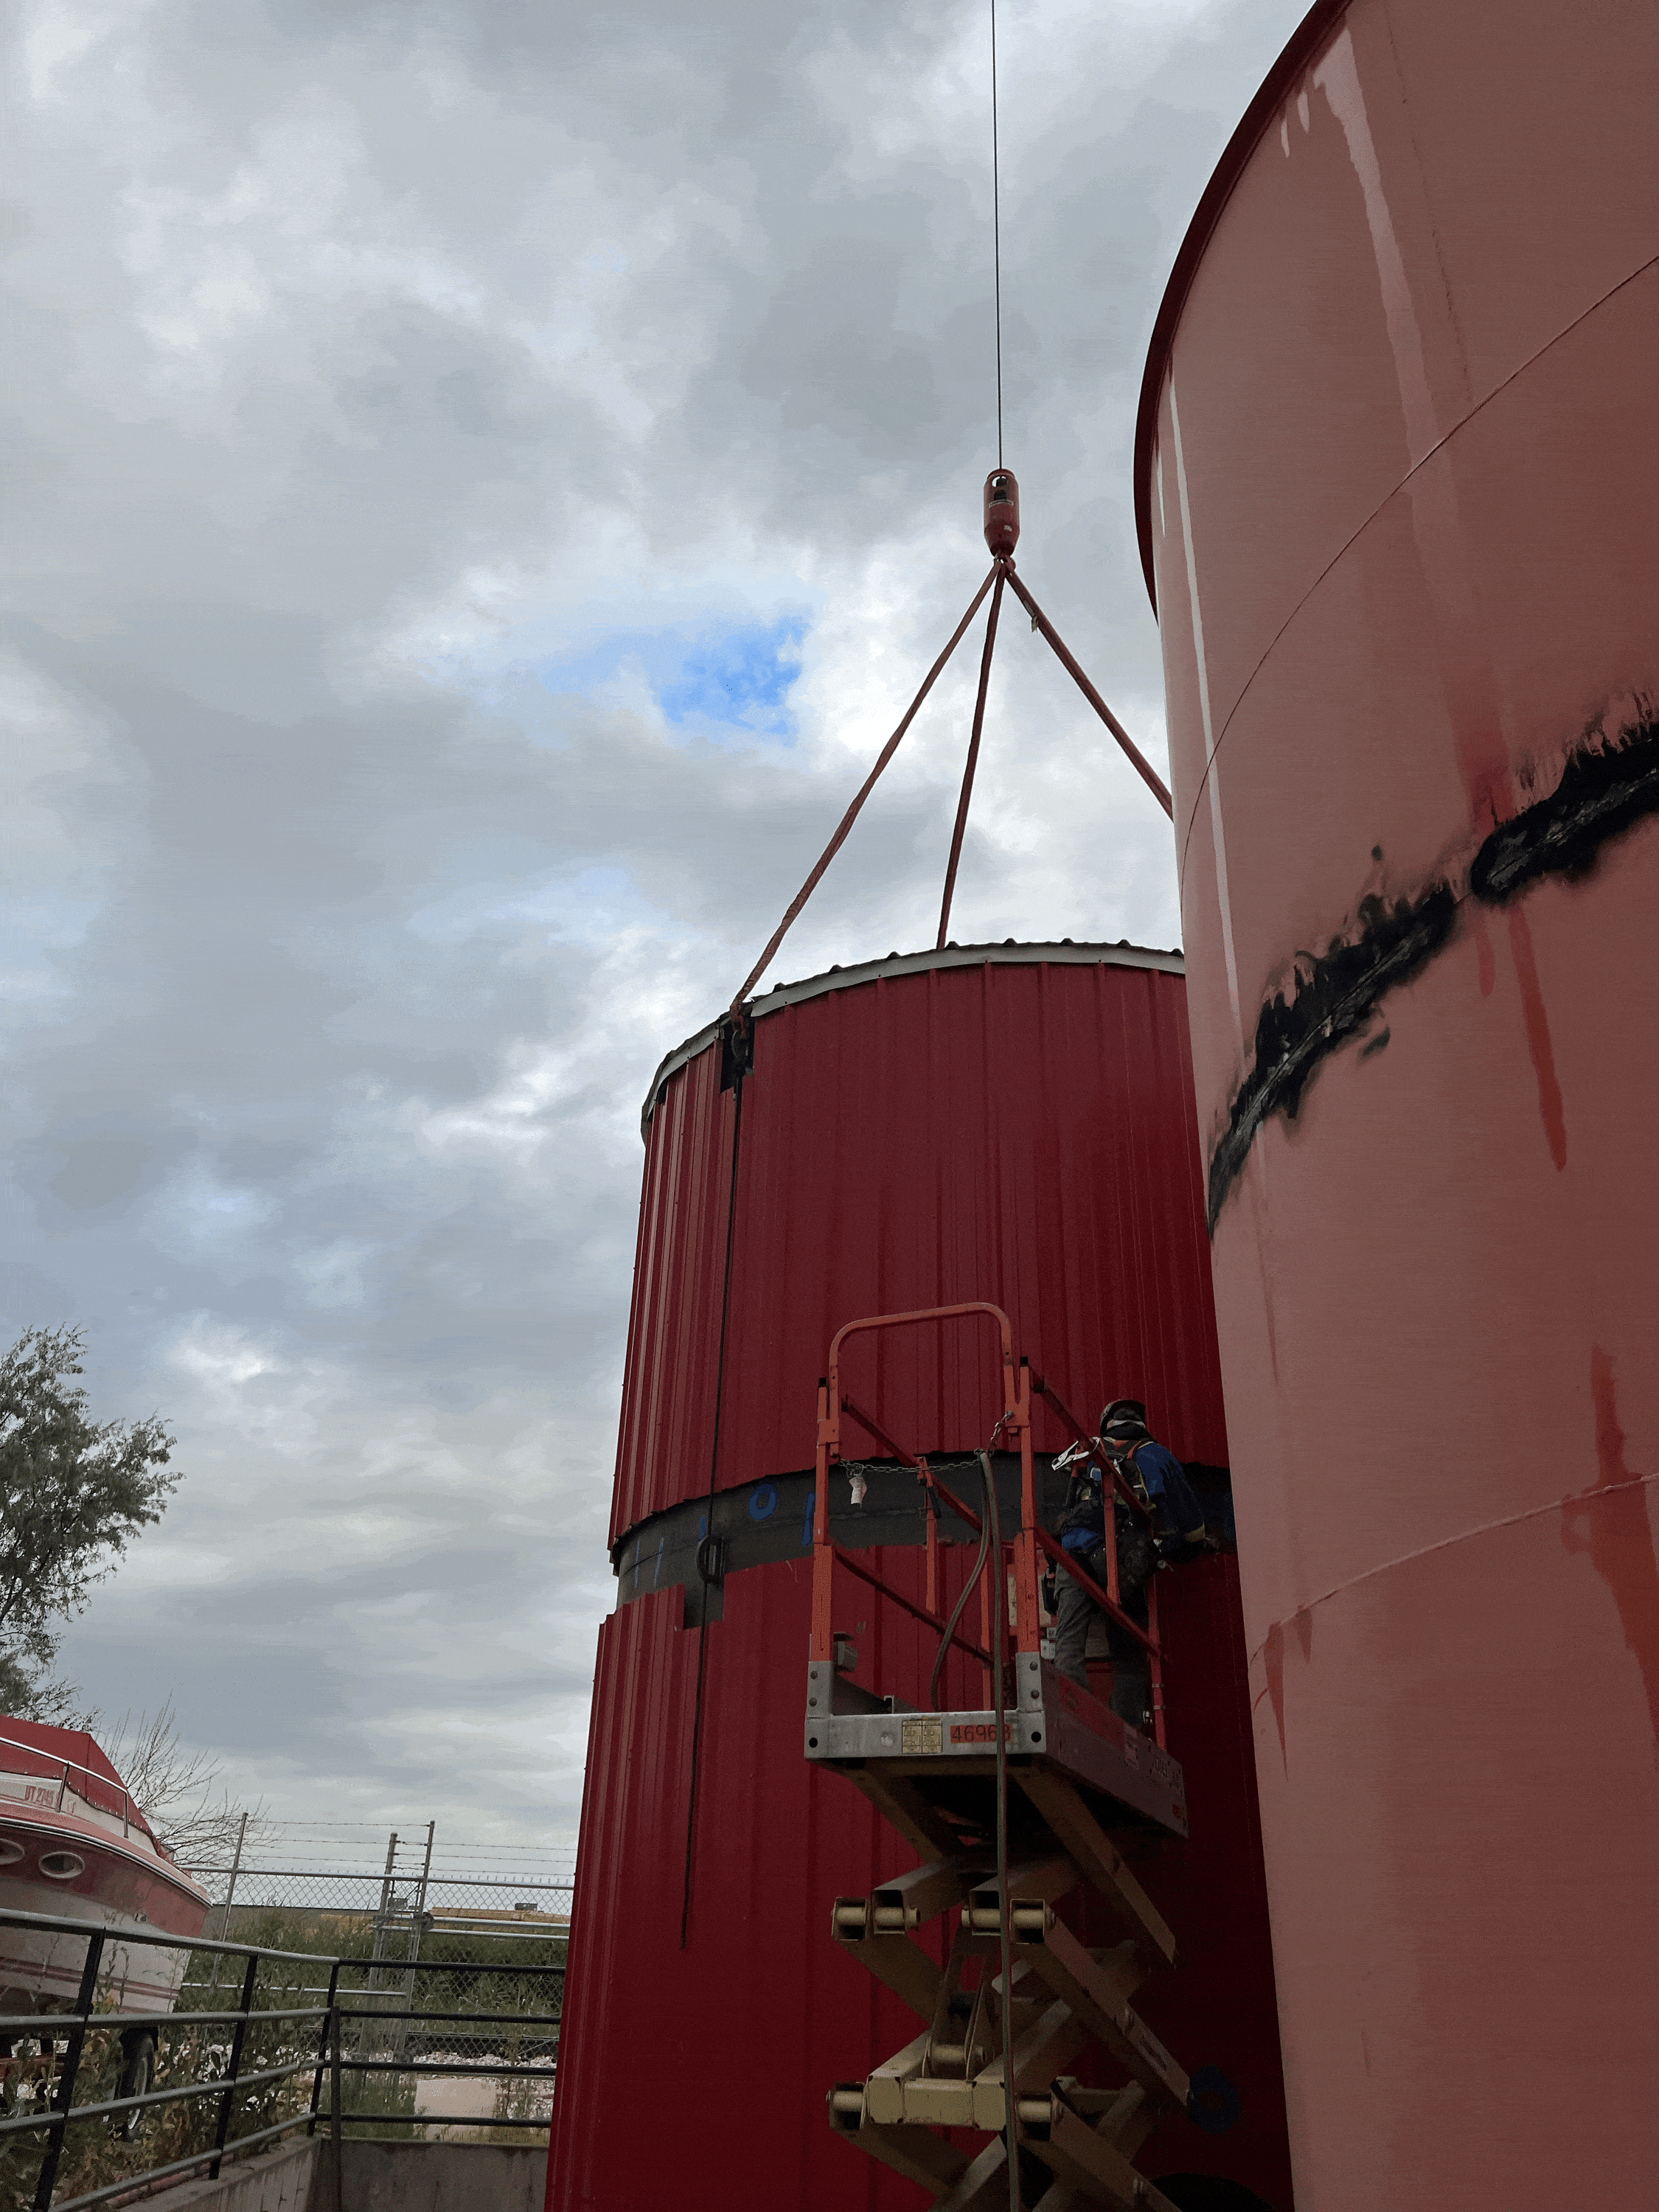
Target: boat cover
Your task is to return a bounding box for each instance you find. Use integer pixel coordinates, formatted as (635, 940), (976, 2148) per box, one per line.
(0, 1717), (161, 1848)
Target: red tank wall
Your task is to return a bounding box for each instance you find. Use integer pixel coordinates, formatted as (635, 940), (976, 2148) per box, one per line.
(1144, 1), (1659, 2203)
(549, 955), (1293, 2211)
(612, 956), (1228, 1545)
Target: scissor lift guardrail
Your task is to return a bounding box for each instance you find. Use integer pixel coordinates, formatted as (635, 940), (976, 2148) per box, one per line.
(805, 1302), (1206, 2212)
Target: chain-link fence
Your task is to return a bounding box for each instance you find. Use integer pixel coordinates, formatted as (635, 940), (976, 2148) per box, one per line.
(0, 1902), (564, 2211)
(175, 1824), (570, 2140)
(184, 1822), (573, 1932)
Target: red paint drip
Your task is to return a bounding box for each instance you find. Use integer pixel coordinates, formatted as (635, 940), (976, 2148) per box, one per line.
(1505, 905), (1567, 1169)
(1262, 1619), (1287, 1774)
(1562, 1348), (1659, 1748)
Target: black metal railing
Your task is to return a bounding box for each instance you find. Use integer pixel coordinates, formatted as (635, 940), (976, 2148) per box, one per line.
(0, 1906), (562, 2211)
(329, 1951), (561, 2140)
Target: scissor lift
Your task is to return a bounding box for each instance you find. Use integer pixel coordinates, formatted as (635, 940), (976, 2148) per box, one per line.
(806, 1304), (1203, 2212)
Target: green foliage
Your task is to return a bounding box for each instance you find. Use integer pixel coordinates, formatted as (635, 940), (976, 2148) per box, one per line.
(0, 1328), (178, 1713)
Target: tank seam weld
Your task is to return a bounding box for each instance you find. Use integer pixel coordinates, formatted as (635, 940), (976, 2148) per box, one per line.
(1245, 1467), (1659, 1674)
(1177, 247), (1659, 879)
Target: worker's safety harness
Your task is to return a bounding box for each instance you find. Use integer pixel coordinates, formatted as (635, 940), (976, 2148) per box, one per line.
(1054, 1440), (1158, 1604)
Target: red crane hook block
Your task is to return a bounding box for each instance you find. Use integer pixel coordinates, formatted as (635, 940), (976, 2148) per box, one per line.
(983, 467), (1020, 557)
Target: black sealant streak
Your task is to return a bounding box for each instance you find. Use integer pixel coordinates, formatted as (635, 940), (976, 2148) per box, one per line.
(1206, 886), (1455, 1233)
(1208, 697), (1659, 1233)
(1470, 698), (1659, 905)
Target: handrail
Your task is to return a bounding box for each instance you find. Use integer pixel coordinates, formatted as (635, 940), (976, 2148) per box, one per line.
(1030, 1527), (1159, 1656)
(827, 1297), (1014, 1366)
(0, 1902), (339, 1963)
(0, 1735), (136, 1837)
(811, 1308), (1168, 1744)
(831, 1546), (993, 1671)
(0, 1901), (563, 2209)
(811, 1303), (1040, 1706)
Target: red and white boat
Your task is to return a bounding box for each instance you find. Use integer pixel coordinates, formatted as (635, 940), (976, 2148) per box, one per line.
(0, 1719), (209, 2053)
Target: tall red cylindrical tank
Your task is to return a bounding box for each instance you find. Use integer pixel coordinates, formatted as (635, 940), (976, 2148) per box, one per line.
(546, 944), (1293, 2209)
(1138, 1), (1659, 2202)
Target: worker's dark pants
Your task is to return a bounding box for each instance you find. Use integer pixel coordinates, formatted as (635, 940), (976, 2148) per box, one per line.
(1053, 1550), (1151, 1729)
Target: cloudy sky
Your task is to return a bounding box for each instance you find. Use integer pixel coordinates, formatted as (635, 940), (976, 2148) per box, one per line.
(2, 0), (1305, 1865)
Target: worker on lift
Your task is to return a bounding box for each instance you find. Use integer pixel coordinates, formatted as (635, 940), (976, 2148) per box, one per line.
(1051, 1399), (1208, 1726)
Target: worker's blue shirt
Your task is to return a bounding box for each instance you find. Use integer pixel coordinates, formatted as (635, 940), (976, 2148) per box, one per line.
(1060, 1441), (1204, 1552)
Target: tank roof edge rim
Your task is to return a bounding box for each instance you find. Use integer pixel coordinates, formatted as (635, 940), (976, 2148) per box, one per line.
(1132, 0), (1352, 612)
(638, 938), (1187, 1138)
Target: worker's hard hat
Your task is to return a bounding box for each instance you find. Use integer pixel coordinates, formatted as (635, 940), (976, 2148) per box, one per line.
(1099, 1399), (1149, 1440)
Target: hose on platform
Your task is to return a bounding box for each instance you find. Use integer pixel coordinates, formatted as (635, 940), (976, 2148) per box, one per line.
(928, 1477), (992, 1714)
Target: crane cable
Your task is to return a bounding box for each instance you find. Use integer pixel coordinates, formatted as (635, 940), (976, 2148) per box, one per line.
(992, 0), (1004, 469)
(726, 0), (1170, 1012)
(923, 1441), (1019, 2206)
(977, 1449), (1019, 2212)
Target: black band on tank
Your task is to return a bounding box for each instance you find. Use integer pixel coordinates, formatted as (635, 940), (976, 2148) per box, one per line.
(610, 1457), (1235, 1628)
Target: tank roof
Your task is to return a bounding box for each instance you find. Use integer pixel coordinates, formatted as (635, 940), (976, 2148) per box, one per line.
(641, 937), (1185, 1136)
(1133, 0), (1349, 609)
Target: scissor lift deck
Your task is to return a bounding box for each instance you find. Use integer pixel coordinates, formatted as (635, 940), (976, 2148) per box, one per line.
(807, 1306), (1208, 2212)
(805, 1658), (1189, 1840)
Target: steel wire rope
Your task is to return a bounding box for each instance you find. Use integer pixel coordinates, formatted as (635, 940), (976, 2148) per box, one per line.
(978, 1448), (1018, 2212)
(726, 565), (997, 1015)
(991, 0), (1004, 467)
(922, 1437), (1018, 2204)
(937, 566), (1005, 948)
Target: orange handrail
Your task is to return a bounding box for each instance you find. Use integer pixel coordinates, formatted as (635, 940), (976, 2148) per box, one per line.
(810, 1307), (1168, 1745)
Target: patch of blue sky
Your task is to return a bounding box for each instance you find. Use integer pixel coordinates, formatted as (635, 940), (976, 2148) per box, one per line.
(407, 863), (671, 950)
(539, 613), (811, 746)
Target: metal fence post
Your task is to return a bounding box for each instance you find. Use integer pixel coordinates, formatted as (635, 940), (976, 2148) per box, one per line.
(328, 2001), (344, 2212)
(33, 1927), (103, 2211)
(204, 1812), (249, 2005)
(308, 1958), (341, 2137)
(209, 1950), (260, 2178)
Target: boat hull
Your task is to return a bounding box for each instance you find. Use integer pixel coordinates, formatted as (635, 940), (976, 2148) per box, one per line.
(0, 1813), (209, 2020)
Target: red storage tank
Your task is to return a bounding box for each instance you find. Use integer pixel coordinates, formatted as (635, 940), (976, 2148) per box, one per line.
(1138, 0), (1659, 2203)
(546, 944), (1293, 2209)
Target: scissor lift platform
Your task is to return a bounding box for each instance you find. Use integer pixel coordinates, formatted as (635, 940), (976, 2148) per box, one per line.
(814, 1666), (1197, 2211)
(805, 1655), (1189, 1840)
(805, 1305), (1211, 2211)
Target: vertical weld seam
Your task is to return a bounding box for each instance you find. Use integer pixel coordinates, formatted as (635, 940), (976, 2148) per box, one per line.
(679, 1066), (747, 1948)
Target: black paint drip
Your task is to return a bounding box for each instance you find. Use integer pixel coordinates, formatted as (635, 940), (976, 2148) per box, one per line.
(1208, 695), (1659, 1234)
(1471, 698), (1659, 905)
(1207, 886), (1456, 1233)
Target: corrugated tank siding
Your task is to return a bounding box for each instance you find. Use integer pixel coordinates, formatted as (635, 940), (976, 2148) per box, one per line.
(1145, 0), (1659, 2200)
(549, 952), (1292, 2211)
(546, 1559), (952, 2212)
(546, 1545), (1290, 2211)
(611, 957), (1225, 1545)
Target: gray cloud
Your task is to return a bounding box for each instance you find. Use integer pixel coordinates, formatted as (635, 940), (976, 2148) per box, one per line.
(2, 0), (1307, 1852)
